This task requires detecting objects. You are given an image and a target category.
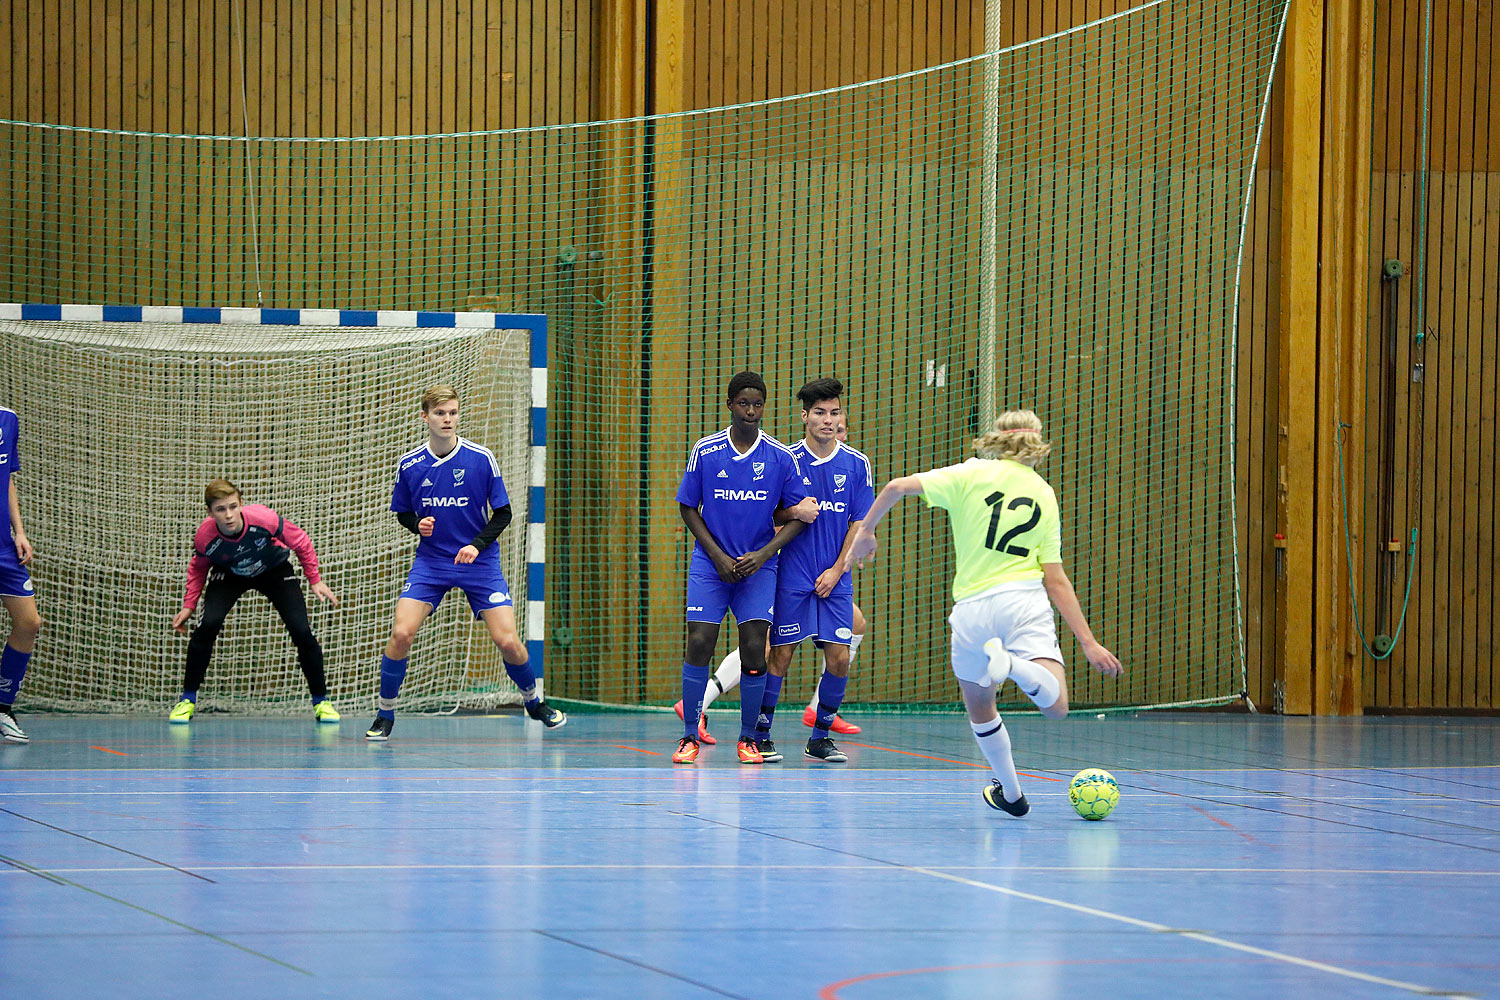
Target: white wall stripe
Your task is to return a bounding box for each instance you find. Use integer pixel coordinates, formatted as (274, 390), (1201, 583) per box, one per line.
(527, 523), (545, 564)
(60, 304), (104, 321)
(529, 446), (546, 488)
(377, 310), (419, 327)
(526, 600), (546, 642)
(531, 368), (548, 408)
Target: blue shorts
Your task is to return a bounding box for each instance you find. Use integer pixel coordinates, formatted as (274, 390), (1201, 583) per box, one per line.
(771, 581), (855, 648)
(400, 556), (514, 620)
(0, 546), (33, 599)
(685, 549), (777, 625)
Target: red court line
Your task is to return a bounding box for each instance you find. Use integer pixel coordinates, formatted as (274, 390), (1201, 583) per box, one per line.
(841, 741), (1060, 780)
(89, 746), (128, 756)
(613, 744), (664, 756)
(1189, 803), (1257, 843)
(842, 742), (988, 769)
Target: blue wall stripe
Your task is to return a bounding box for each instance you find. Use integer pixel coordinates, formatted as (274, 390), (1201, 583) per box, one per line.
(416, 311), (456, 327)
(339, 310), (378, 327)
(21, 304), (61, 320)
(530, 407), (547, 448)
(181, 307), (220, 324)
(529, 486), (545, 524)
(261, 308), (300, 325)
(527, 564), (546, 602)
(101, 305), (143, 322)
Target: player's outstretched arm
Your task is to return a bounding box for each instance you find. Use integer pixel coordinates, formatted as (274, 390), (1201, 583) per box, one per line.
(848, 475), (925, 568)
(1041, 563), (1122, 676)
(175, 552), (211, 633)
(8, 478), (30, 565)
(280, 515), (335, 604)
(680, 503), (738, 582)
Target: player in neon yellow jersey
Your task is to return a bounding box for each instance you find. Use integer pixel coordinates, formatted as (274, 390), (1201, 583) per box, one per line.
(848, 408), (1122, 816)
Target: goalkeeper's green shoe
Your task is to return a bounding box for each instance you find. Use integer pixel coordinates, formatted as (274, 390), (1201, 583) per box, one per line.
(313, 700), (341, 724)
(168, 699), (195, 724)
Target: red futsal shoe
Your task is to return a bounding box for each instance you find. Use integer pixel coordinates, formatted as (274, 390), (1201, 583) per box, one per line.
(802, 704), (861, 735)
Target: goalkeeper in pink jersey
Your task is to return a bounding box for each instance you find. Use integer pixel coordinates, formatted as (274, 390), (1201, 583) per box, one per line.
(168, 479), (340, 724)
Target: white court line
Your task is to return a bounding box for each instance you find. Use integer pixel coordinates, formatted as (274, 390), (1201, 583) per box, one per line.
(1, 789), (1495, 804)
(1, 863), (1497, 877)
(901, 865), (1477, 998)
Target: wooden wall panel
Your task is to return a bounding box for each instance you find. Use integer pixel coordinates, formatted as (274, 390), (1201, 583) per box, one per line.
(1361, 1), (1497, 710)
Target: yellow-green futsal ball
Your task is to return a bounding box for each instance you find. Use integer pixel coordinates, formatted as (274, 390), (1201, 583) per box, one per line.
(1069, 768), (1120, 820)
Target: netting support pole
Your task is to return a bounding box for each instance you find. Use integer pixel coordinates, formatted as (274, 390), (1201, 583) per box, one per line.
(977, 0), (1002, 429)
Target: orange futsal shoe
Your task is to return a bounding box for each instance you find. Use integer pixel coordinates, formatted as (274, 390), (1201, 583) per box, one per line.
(802, 704), (862, 735)
(672, 737), (701, 763)
(674, 701), (717, 744)
(735, 738), (764, 764)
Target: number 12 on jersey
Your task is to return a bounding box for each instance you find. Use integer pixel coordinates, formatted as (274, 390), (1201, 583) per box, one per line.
(984, 491), (1040, 556)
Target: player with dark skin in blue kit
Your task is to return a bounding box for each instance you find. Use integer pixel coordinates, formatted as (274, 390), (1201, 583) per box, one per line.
(673, 371), (819, 764)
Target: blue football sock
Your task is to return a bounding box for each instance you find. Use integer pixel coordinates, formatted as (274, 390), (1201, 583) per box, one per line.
(378, 655), (408, 719)
(756, 674), (784, 737)
(813, 672), (849, 736)
(738, 671), (768, 741)
(504, 660), (538, 703)
(179, 690), (198, 704)
(0, 644), (31, 708)
(681, 662), (710, 739)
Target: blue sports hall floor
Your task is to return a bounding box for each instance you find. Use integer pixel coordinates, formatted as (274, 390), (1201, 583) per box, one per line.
(0, 710), (1495, 999)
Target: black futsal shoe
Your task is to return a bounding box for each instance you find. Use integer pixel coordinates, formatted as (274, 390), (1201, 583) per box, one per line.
(982, 779), (1029, 816)
(803, 737), (848, 763)
(525, 700), (567, 729)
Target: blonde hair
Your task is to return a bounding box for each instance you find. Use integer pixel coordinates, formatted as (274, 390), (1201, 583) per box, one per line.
(204, 478), (241, 507)
(972, 409), (1051, 465)
(421, 384), (460, 413)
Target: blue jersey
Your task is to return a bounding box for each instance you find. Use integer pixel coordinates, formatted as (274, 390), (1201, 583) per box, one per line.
(391, 438), (510, 561)
(778, 440), (874, 590)
(0, 407), (18, 540)
(676, 429), (808, 558)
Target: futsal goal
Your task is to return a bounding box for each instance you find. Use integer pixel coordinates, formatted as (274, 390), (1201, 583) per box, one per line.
(0, 304), (547, 715)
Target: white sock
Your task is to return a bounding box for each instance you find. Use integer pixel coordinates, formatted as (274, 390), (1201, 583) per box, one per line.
(1005, 655), (1061, 710)
(810, 633), (865, 710)
(970, 717), (1023, 800)
(703, 649), (741, 711)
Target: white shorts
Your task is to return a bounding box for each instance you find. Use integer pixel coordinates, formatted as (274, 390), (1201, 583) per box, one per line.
(947, 581), (1064, 685)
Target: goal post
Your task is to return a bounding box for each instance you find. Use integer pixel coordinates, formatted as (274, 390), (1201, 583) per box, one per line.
(0, 303), (547, 715)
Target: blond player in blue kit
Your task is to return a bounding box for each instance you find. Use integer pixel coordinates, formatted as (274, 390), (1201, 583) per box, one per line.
(848, 409), (1123, 815)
